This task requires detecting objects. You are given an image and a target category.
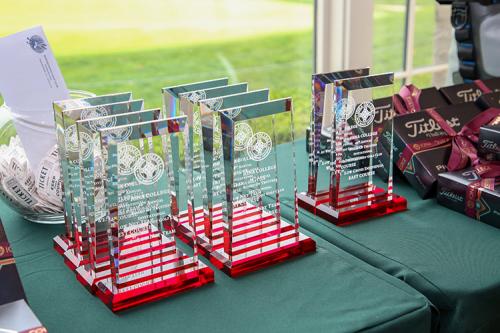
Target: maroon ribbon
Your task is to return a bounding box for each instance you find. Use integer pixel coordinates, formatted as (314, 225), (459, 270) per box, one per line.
(393, 84), (422, 115)
(465, 163), (500, 218)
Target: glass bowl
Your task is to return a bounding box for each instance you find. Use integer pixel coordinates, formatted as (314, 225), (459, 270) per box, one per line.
(0, 90), (95, 224)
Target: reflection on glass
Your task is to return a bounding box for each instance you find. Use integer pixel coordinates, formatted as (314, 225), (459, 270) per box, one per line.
(58, 98), (142, 268)
(207, 98), (315, 277)
(52, 93), (132, 254)
(75, 108), (163, 289)
(97, 116), (213, 311)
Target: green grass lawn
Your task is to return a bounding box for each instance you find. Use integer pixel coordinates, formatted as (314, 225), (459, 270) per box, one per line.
(0, 0), (439, 138)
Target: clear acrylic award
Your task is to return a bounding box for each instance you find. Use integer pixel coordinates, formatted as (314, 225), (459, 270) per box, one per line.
(53, 93), (132, 254)
(96, 116), (214, 311)
(206, 98), (315, 276)
(60, 99), (144, 270)
(300, 73), (407, 225)
(173, 83), (249, 243)
(298, 69), (369, 211)
(75, 108), (164, 292)
(173, 89), (270, 257)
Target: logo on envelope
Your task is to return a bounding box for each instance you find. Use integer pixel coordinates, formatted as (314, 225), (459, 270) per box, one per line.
(26, 35), (47, 53)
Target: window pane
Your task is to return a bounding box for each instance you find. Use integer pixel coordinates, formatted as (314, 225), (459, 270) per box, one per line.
(413, 0), (436, 68)
(0, 0), (314, 137)
(410, 73), (433, 88)
(413, 0), (451, 87)
(373, 0), (406, 73)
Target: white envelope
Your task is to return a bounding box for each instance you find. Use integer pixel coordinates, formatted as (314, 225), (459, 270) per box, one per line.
(0, 26), (69, 168)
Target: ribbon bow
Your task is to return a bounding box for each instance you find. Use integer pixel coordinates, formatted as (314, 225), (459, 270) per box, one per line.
(426, 108), (500, 171)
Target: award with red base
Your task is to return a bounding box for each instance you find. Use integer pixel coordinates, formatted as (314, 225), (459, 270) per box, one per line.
(53, 93), (132, 256)
(59, 99), (144, 271)
(172, 89), (270, 258)
(298, 73), (407, 225)
(201, 98), (316, 277)
(95, 116), (213, 312)
(75, 108), (164, 292)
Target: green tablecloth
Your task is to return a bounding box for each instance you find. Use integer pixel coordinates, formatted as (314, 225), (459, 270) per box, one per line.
(1, 202), (431, 333)
(280, 140), (500, 333)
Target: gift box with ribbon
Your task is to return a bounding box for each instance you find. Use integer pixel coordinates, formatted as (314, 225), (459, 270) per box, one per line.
(437, 164), (500, 228)
(374, 85), (449, 180)
(380, 102), (486, 198)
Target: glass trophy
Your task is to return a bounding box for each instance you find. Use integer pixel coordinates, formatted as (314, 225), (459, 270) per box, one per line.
(74, 108), (164, 292)
(301, 73), (407, 225)
(60, 100), (144, 270)
(172, 83), (248, 242)
(96, 116), (214, 312)
(204, 98), (316, 277)
(298, 69), (369, 210)
(53, 93), (132, 255)
(173, 89), (270, 257)
(162, 78), (228, 117)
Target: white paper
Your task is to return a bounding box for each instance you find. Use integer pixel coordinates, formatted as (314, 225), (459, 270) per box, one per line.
(0, 26), (69, 168)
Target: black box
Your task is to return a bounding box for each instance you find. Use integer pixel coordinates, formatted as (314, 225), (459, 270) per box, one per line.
(418, 86), (451, 109)
(475, 91), (500, 110)
(437, 167), (500, 228)
(478, 125), (500, 161)
(380, 102), (483, 198)
(482, 77), (500, 92)
(439, 82), (484, 104)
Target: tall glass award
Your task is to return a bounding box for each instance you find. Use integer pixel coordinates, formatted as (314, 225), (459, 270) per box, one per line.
(53, 93), (132, 255)
(173, 89), (270, 257)
(173, 84), (248, 241)
(207, 98), (315, 277)
(60, 100), (144, 270)
(162, 78), (228, 117)
(298, 69), (369, 210)
(96, 116), (213, 312)
(300, 73), (407, 225)
(75, 109), (164, 292)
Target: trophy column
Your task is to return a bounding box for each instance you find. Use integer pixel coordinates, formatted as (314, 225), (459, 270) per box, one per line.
(94, 116), (214, 312)
(307, 73), (407, 225)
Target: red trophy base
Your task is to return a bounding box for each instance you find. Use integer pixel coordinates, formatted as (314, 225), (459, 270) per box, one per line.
(53, 232), (90, 271)
(297, 185), (407, 226)
(174, 203), (316, 277)
(95, 252), (214, 312)
(75, 231), (113, 293)
(210, 235), (315, 278)
(53, 234), (73, 255)
(75, 259), (111, 294)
